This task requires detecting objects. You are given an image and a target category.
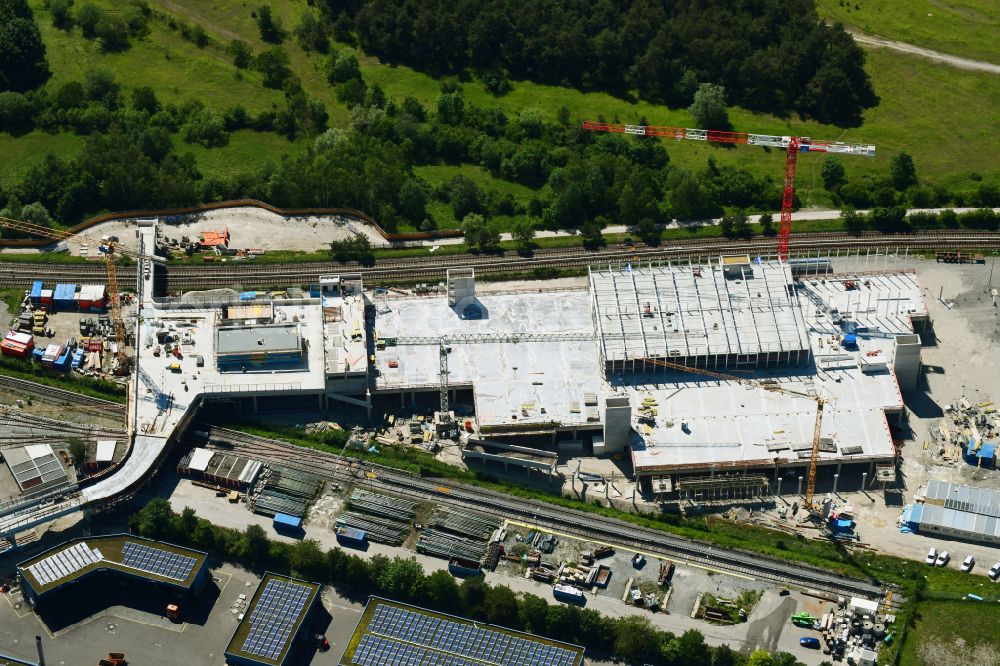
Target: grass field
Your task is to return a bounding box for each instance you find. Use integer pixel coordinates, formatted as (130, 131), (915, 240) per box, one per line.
(817, 0), (1000, 63)
(894, 600), (1000, 665)
(5, 0), (997, 233)
(0, 131), (85, 186)
(31, 0), (284, 113)
(180, 130), (309, 180)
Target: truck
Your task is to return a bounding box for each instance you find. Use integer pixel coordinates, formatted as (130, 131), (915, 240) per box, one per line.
(553, 584), (585, 604)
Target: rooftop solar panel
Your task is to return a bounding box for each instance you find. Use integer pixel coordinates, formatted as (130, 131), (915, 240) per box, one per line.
(120, 541), (196, 581)
(356, 603), (578, 666)
(27, 541), (103, 587)
(240, 578), (313, 661)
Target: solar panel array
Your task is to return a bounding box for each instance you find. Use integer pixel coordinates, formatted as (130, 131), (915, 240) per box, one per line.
(27, 542), (103, 586)
(351, 603), (578, 666)
(240, 578), (313, 661)
(120, 541), (197, 581)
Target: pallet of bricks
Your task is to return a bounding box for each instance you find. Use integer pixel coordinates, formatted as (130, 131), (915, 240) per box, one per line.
(250, 465), (323, 518)
(416, 508), (502, 563)
(335, 490), (416, 546)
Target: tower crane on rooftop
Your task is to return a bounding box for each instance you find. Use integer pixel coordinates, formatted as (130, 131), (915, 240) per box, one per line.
(639, 356), (827, 513)
(581, 121), (876, 261)
(0, 216), (153, 375)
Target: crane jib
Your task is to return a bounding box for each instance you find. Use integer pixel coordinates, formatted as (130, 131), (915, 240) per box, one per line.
(582, 122), (875, 157)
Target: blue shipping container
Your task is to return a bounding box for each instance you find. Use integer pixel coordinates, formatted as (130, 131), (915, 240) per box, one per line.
(54, 283), (76, 302)
(273, 513), (302, 531)
(336, 527), (366, 547)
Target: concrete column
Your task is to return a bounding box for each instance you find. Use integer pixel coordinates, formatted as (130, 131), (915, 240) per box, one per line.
(252, 395), (258, 413)
(400, 391), (405, 408)
(833, 473), (839, 495)
(862, 472), (868, 490)
(797, 476), (803, 497)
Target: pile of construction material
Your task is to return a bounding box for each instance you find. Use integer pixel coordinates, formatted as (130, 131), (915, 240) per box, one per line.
(803, 596), (891, 663)
(337, 491), (416, 545)
(335, 512), (407, 545)
(417, 508), (499, 562)
(250, 466), (324, 518)
(349, 490), (416, 521)
(932, 398), (999, 468)
(416, 529), (487, 561)
(429, 508), (501, 540)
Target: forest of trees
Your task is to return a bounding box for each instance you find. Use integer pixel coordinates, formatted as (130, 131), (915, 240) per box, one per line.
(0, 1), (995, 243)
(131, 499), (816, 666)
(317, 0), (877, 126)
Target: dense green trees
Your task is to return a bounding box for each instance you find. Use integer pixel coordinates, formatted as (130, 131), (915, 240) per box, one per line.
(320, 0), (875, 125)
(129, 499), (810, 666)
(689, 84), (730, 131)
(254, 4), (284, 43)
(0, 0), (49, 93)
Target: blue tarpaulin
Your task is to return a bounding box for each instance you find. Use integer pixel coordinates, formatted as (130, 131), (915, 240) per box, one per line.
(239, 291), (257, 301)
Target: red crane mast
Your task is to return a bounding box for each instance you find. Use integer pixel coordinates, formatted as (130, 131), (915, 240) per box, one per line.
(581, 121), (875, 261)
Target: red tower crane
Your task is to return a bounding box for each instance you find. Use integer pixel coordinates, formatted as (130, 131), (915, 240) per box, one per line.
(581, 121), (875, 261)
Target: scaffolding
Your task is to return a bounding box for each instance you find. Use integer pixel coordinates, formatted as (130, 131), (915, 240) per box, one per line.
(589, 260), (811, 377)
(676, 474), (770, 502)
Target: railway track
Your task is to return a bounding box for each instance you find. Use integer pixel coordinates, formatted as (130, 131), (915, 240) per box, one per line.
(0, 375), (126, 414)
(1, 230), (997, 289)
(0, 410), (126, 450)
(201, 425), (896, 605)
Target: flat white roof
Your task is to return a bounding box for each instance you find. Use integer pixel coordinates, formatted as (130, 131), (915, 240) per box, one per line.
(324, 293), (368, 375)
(629, 267), (918, 474)
(374, 290), (603, 429)
(25, 444), (53, 460)
(95, 440), (116, 462)
(188, 447), (214, 472)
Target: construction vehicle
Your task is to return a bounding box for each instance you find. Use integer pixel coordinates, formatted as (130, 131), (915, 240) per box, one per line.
(581, 122), (875, 261)
(0, 215), (157, 375)
(640, 356), (827, 513)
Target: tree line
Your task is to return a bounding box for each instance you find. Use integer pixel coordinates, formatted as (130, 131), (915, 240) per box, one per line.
(313, 0), (876, 126)
(1, 1), (993, 245)
(130, 499), (814, 666)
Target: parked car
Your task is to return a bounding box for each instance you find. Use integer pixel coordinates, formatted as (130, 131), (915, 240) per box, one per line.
(961, 556), (975, 573)
(799, 637), (821, 649)
(988, 562), (1000, 581)
(926, 547), (937, 565)
(936, 551), (950, 567)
